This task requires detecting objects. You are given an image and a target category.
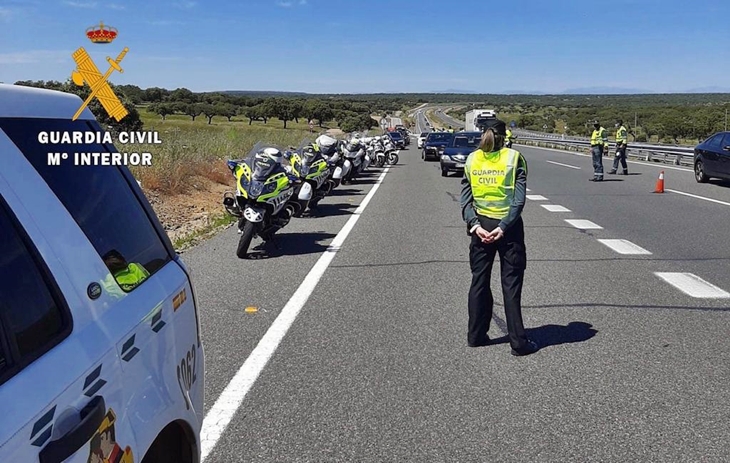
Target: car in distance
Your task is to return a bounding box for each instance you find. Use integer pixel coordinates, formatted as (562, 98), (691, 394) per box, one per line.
(440, 131), (481, 176)
(422, 131), (454, 161)
(694, 131), (730, 183)
(0, 83), (204, 463)
(417, 132), (428, 149)
(394, 125), (410, 145)
(387, 130), (407, 149)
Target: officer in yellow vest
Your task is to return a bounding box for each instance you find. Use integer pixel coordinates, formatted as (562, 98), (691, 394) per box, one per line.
(459, 119), (538, 356)
(102, 249), (150, 292)
(505, 128), (514, 148)
(608, 119), (629, 175)
(589, 120), (608, 181)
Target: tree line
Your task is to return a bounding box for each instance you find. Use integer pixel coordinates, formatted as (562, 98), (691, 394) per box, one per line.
(13, 80), (730, 142)
(449, 98), (730, 143)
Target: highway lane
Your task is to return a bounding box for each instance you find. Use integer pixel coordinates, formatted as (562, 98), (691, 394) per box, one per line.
(433, 106), (466, 129)
(184, 143), (730, 462)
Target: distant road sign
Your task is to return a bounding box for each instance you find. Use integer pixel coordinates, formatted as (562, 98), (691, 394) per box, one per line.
(380, 118), (388, 130)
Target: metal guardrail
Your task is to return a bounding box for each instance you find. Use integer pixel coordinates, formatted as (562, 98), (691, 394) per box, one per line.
(513, 130), (696, 167)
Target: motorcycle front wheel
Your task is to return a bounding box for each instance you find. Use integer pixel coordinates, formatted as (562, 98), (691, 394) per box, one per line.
(387, 153), (399, 165)
(236, 220), (257, 259)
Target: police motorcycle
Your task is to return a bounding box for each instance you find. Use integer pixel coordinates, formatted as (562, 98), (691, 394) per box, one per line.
(284, 139), (334, 211)
(315, 134), (347, 189)
(340, 135), (368, 184)
(371, 136), (387, 168)
(382, 135), (400, 165)
(222, 143), (301, 258)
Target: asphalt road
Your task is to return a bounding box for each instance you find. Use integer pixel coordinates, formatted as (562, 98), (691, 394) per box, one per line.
(182, 142), (730, 462)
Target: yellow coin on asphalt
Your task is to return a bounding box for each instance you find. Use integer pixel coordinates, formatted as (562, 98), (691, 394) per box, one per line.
(244, 306), (258, 313)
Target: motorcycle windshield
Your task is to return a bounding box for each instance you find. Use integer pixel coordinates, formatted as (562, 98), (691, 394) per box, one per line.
(245, 142), (281, 180)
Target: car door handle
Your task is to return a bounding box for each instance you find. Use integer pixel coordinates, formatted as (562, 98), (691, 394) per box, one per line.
(38, 396), (106, 463)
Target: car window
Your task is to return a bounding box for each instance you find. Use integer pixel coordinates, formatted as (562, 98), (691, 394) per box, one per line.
(0, 195), (72, 384)
(704, 134), (723, 151)
(721, 133), (730, 150)
(0, 118), (171, 293)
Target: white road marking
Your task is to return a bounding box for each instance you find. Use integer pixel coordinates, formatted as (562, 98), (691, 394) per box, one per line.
(526, 188), (531, 192)
(526, 194), (548, 201)
(597, 239), (652, 255)
(655, 272), (730, 299)
(542, 204), (571, 212)
(199, 167), (391, 461)
(665, 189), (730, 207)
(546, 160), (581, 170)
(565, 219), (603, 229)
(521, 145), (693, 172)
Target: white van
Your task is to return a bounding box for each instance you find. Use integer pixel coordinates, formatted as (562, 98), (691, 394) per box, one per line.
(0, 84), (204, 463)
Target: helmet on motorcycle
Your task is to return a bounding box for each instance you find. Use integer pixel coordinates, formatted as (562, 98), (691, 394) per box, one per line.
(252, 147), (282, 178)
(315, 134), (337, 156)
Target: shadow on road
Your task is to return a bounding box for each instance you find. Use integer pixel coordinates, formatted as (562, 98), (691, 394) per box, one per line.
(330, 188), (362, 196)
(332, 259), (467, 269)
(248, 231), (337, 259)
(489, 321), (598, 349)
(305, 202), (357, 217)
(709, 179), (730, 189)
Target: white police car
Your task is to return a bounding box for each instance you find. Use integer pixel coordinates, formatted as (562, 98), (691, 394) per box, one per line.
(0, 84), (204, 462)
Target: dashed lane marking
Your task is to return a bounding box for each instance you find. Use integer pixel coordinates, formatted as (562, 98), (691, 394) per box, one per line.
(526, 195), (548, 201)
(199, 167), (391, 461)
(565, 219), (603, 230)
(542, 204), (571, 212)
(597, 239), (652, 255)
(546, 160), (581, 170)
(655, 272), (730, 299)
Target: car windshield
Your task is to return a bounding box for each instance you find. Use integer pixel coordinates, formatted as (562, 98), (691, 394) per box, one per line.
(427, 133), (453, 142)
(452, 134), (481, 148)
(389, 132), (403, 139)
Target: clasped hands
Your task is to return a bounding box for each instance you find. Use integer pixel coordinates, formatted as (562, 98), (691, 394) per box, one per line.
(475, 225), (504, 244)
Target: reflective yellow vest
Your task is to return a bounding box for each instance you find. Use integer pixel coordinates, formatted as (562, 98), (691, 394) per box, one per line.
(591, 127), (608, 146)
(465, 147), (522, 220)
(113, 263), (150, 292)
(505, 129), (513, 141)
(616, 125), (628, 144)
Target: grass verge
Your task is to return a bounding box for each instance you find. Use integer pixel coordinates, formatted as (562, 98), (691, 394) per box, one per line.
(173, 212), (237, 252)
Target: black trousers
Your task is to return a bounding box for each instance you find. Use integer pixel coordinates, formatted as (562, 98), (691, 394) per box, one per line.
(612, 143), (628, 171)
(468, 216), (529, 349)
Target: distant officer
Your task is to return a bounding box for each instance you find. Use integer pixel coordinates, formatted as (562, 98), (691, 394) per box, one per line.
(460, 118), (539, 356)
(505, 128), (514, 148)
(589, 120), (608, 182)
(448, 125), (455, 133)
(608, 119), (629, 175)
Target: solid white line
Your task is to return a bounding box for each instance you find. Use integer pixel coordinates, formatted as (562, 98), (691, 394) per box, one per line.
(541, 204), (571, 212)
(565, 219), (603, 229)
(199, 167), (390, 461)
(597, 239), (652, 255)
(665, 189), (730, 207)
(655, 272), (730, 299)
(526, 194), (548, 201)
(546, 160), (581, 170)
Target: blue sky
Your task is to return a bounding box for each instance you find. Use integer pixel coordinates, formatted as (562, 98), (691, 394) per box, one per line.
(1, 0), (728, 93)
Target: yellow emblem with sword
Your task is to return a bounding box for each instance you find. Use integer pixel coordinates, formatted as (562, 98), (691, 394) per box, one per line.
(71, 21), (129, 122)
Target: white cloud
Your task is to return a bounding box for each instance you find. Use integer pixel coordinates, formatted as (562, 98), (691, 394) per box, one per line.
(277, 1), (293, 6)
(62, 1), (97, 7)
(108, 3), (125, 9)
(0, 50), (70, 64)
(0, 7), (12, 20)
(277, 0), (307, 6)
(299, 0), (307, 4)
(173, 0), (196, 8)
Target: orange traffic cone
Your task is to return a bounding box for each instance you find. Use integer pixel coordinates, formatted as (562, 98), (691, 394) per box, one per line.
(653, 171), (665, 193)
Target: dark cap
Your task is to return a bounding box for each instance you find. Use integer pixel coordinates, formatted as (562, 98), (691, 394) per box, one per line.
(482, 118), (507, 136)
(593, 120), (600, 127)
